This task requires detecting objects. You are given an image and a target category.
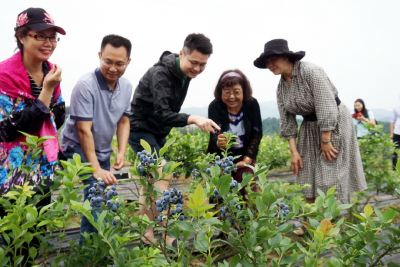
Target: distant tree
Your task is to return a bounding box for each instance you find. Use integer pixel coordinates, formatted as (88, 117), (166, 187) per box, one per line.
(379, 121), (390, 133)
(262, 117), (280, 135)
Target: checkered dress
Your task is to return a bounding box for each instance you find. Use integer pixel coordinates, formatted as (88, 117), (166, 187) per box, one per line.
(277, 61), (367, 199)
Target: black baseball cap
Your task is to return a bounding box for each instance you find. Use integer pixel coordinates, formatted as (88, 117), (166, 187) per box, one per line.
(15, 7), (66, 35)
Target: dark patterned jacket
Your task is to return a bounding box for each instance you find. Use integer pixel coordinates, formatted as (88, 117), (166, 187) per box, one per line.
(208, 98), (263, 159)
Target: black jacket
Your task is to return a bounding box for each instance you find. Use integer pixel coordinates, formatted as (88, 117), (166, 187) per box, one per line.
(129, 51), (191, 137)
(208, 98), (263, 159)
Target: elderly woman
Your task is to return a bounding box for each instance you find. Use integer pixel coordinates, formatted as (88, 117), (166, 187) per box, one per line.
(0, 7), (65, 264)
(253, 39), (367, 205)
(208, 70), (263, 198)
(353, 99), (376, 139)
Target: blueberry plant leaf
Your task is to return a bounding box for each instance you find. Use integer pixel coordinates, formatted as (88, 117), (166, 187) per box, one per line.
(193, 184), (205, 203)
(174, 221), (195, 232)
(219, 174), (232, 196)
(140, 139), (152, 155)
(383, 209), (396, 223)
(240, 172), (253, 188)
(364, 203), (373, 217)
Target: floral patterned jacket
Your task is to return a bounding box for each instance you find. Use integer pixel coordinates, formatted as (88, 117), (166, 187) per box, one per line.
(0, 52), (65, 196)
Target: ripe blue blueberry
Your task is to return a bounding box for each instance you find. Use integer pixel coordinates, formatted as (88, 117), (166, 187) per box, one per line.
(157, 206), (163, 212)
(170, 209), (176, 215)
(179, 215), (184, 221)
(112, 219), (117, 226)
(157, 215), (163, 222)
(111, 205), (117, 212)
(163, 190), (170, 196)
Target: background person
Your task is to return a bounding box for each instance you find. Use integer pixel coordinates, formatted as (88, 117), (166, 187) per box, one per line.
(390, 98), (400, 170)
(61, 35), (132, 243)
(253, 39), (367, 233)
(0, 7), (65, 265)
(129, 33), (219, 246)
(353, 98), (376, 139)
(207, 69), (262, 198)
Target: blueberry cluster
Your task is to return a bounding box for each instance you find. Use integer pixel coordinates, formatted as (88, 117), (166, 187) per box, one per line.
(230, 179), (238, 189)
(219, 206), (237, 224)
(88, 180), (121, 213)
(214, 155), (237, 174)
(219, 206), (227, 219)
(275, 202), (290, 220)
(213, 188), (221, 199)
(136, 150), (156, 176)
(191, 168), (199, 178)
(155, 188), (185, 222)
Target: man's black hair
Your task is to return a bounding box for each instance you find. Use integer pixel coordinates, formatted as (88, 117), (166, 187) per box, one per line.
(101, 34), (132, 58)
(183, 33), (213, 56)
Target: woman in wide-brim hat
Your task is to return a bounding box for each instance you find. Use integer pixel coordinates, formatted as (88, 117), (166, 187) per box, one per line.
(254, 39), (367, 215)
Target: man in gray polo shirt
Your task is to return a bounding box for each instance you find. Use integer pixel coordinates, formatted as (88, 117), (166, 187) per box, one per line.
(61, 34), (132, 242)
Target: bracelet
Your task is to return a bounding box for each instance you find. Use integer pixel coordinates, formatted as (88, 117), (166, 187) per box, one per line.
(321, 140), (331, 144)
(244, 156), (252, 164)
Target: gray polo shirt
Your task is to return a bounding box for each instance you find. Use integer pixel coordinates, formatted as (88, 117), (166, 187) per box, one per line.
(61, 68), (132, 161)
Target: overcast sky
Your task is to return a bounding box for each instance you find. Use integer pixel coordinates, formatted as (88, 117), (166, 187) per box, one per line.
(1, 0), (399, 112)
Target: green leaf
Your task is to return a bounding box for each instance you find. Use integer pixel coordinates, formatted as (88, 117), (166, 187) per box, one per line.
(193, 184), (205, 203)
(219, 174), (232, 196)
(37, 220), (52, 227)
(240, 172), (253, 188)
(29, 247), (37, 260)
(396, 160), (400, 173)
(140, 139), (152, 154)
(317, 188), (326, 198)
(326, 186), (336, 197)
(364, 203), (373, 217)
(383, 209), (396, 223)
(163, 137), (176, 148)
(268, 233), (282, 247)
(159, 146), (168, 157)
(338, 203), (353, 209)
(25, 206), (38, 220)
(229, 255), (241, 267)
(194, 234), (208, 252)
(365, 231), (374, 243)
(253, 166), (269, 177)
(255, 197), (265, 214)
(262, 193), (277, 207)
(315, 196), (324, 208)
(374, 207), (384, 223)
(174, 221), (195, 232)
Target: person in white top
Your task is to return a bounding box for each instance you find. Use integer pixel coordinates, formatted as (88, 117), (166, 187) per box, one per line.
(390, 96), (400, 169)
(353, 99), (376, 139)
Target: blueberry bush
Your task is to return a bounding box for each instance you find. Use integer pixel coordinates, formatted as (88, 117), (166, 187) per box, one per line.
(1, 132), (400, 266)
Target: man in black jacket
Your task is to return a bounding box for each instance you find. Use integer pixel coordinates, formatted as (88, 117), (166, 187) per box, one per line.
(129, 33), (219, 246)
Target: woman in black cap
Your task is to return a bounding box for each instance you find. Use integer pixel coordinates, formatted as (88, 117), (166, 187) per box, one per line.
(0, 7), (66, 264)
(254, 39), (367, 233)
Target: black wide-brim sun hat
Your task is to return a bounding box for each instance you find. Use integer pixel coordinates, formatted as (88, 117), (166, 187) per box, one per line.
(254, 39), (305, 69)
(15, 7), (66, 35)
